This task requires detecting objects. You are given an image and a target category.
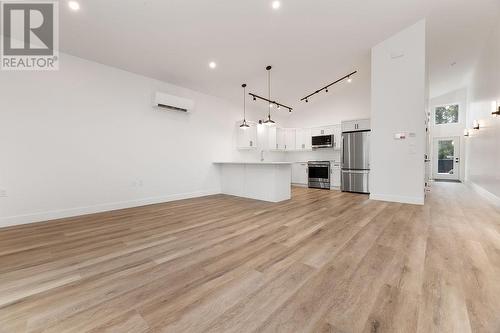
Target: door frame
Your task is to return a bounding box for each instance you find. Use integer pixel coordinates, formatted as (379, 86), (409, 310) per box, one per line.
(432, 136), (460, 181)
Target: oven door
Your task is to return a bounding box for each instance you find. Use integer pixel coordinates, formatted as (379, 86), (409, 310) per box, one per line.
(308, 164), (330, 189)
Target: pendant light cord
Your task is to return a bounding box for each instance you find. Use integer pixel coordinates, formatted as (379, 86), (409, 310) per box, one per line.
(268, 69), (271, 118)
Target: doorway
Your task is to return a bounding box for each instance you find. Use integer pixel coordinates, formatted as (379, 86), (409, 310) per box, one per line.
(433, 137), (460, 181)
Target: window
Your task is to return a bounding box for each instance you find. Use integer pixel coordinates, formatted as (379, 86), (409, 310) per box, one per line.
(435, 104), (459, 125)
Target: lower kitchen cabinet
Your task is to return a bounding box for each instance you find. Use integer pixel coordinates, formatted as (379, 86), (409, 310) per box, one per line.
(331, 161), (341, 189)
(292, 162), (308, 185)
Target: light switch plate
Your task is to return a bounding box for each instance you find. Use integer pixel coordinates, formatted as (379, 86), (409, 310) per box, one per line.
(394, 133), (407, 140)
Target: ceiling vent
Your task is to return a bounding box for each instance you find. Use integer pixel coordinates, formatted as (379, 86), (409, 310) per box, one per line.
(153, 92), (194, 113)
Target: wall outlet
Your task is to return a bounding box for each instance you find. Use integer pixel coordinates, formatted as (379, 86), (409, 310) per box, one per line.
(0, 189), (7, 197)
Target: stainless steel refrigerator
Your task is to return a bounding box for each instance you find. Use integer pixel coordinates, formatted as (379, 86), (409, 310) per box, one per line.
(341, 131), (370, 194)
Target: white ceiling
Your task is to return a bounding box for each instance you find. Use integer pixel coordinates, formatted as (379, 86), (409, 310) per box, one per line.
(59, 0), (499, 107)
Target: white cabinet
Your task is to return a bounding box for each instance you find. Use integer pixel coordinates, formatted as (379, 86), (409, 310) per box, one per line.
(341, 119), (371, 132)
(292, 162), (308, 185)
(276, 128), (286, 150)
(331, 161), (341, 188)
(284, 128), (296, 151)
(295, 128), (312, 151)
(266, 127), (296, 151)
(311, 126), (335, 137)
(236, 121), (257, 149)
(332, 124), (342, 150)
(268, 127), (286, 151)
(267, 126), (277, 150)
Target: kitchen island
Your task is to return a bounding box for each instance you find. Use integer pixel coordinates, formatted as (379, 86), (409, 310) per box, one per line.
(213, 162), (292, 202)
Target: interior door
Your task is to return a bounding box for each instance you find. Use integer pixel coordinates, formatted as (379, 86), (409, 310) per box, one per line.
(433, 137), (460, 180)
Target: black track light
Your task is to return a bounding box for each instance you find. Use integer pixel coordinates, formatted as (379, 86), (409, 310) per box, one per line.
(301, 70), (357, 103)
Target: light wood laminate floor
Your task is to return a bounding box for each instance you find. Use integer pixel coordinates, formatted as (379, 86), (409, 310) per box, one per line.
(1, 183), (500, 333)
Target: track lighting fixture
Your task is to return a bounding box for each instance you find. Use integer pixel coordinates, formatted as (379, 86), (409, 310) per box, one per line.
(301, 70), (357, 103)
(248, 65), (293, 117)
(240, 84), (250, 129)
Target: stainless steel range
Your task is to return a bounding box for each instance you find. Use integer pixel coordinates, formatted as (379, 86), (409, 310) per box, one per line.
(308, 161), (331, 189)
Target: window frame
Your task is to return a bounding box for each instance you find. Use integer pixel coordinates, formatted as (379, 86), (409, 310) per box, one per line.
(434, 103), (460, 126)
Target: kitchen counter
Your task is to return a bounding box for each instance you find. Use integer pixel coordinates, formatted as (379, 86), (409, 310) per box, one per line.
(214, 161), (292, 165)
(214, 162), (292, 202)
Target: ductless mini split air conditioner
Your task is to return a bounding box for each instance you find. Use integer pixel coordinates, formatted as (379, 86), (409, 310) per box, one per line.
(153, 92), (195, 113)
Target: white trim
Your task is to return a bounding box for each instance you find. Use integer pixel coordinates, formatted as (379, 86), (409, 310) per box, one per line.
(370, 193), (425, 205)
(0, 189), (221, 229)
(291, 183), (308, 188)
(466, 181), (500, 207)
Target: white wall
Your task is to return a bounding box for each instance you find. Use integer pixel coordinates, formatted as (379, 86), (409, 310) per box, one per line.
(428, 88), (467, 181)
(283, 55), (371, 163)
(466, 19), (500, 200)
(0, 53), (272, 227)
(286, 56), (371, 129)
(370, 20), (427, 205)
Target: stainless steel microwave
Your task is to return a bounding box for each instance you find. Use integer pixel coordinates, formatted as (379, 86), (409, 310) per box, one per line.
(312, 135), (333, 149)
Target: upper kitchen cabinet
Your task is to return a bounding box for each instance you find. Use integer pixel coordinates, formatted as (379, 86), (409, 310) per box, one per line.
(295, 128), (312, 151)
(341, 119), (371, 132)
(236, 121), (258, 149)
(268, 127), (286, 151)
(284, 128), (296, 151)
(311, 126), (335, 136)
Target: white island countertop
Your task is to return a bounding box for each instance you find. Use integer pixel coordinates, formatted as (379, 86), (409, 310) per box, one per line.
(214, 161), (292, 202)
(213, 161), (292, 165)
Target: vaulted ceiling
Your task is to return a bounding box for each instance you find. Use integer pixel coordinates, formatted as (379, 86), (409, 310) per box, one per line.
(59, 0), (499, 106)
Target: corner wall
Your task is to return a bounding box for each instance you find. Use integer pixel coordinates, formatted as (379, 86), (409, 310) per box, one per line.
(370, 20), (427, 205)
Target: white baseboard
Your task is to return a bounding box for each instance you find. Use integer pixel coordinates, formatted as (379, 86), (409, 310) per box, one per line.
(465, 181), (500, 207)
(0, 189), (221, 229)
(370, 193), (425, 205)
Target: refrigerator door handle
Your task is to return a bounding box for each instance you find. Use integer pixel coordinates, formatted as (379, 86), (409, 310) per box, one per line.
(342, 170), (369, 174)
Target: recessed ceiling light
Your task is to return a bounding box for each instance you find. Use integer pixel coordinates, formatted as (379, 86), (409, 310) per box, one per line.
(272, 1), (281, 10)
(68, 1), (80, 11)
(209, 61), (217, 69)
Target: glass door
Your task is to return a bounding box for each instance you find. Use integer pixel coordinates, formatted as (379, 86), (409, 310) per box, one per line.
(433, 137), (460, 181)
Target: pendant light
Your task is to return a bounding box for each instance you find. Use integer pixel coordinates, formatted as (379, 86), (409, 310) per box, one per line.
(263, 66), (276, 126)
(240, 84), (250, 128)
